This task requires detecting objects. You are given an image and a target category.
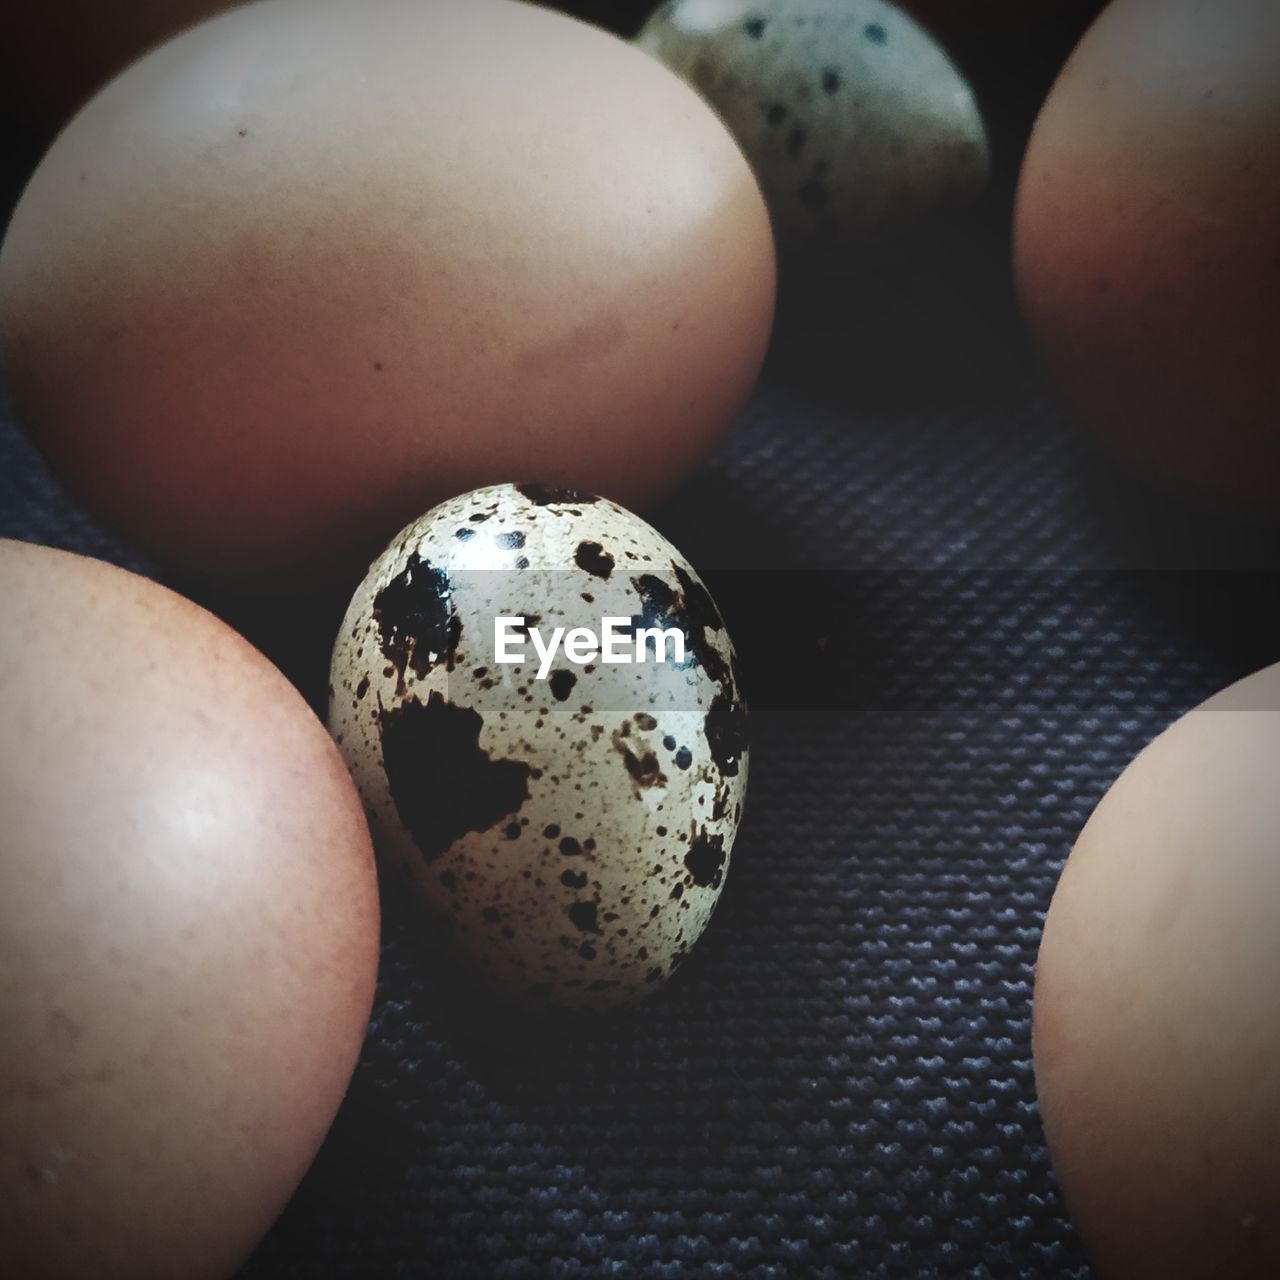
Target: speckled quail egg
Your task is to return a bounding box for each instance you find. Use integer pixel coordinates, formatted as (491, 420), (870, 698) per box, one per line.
(637, 0), (989, 271)
(329, 483), (748, 1012)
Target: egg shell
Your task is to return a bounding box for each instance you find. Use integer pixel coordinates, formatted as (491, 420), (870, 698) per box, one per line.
(0, 0), (775, 593)
(1034, 662), (1280, 1279)
(636, 0), (989, 270)
(329, 483), (749, 1013)
(1014, 0), (1280, 506)
(0, 540), (380, 1280)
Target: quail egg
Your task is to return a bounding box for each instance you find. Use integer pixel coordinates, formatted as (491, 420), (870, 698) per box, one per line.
(637, 0), (989, 272)
(329, 483), (749, 1012)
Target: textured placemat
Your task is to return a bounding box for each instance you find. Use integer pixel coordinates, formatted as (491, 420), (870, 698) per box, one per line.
(4, 130), (1278, 1280)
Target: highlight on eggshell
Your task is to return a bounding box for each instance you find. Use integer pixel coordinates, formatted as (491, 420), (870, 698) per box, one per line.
(0, 0), (776, 595)
(329, 483), (749, 1013)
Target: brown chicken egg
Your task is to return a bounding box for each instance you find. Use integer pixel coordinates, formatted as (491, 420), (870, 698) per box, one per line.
(0, 540), (380, 1279)
(1014, 0), (1280, 506)
(0, 0), (775, 594)
(1034, 662), (1280, 1279)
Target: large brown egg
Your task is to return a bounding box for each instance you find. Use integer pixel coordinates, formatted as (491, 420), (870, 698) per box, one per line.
(1014, 0), (1280, 506)
(0, 0), (775, 594)
(1034, 662), (1280, 1278)
(0, 540), (380, 1279)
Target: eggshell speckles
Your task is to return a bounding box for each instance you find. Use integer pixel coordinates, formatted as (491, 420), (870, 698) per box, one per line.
(329, 484), (748, 1012)
(637, 0), (989, 269)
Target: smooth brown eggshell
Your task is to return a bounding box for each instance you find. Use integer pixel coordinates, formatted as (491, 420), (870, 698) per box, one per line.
(1014, 0), (1280, 507)
(1034, 662), (1280, 1279)
(0, 540), (380, 1279)
(0, 0), (775, 594)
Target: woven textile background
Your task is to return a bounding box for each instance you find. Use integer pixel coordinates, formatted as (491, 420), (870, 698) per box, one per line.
(4, 70), (1278, 1280)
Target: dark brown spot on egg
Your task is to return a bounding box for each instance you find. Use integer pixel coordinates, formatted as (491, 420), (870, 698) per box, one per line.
(624, 749), (664, 789)
(630, 567), (728, 687)
(575, 541), (614, 579)
(685, 830), (727, 889)
(373, 551), (460, 690)
(516, 483), (598, 506)
(704, 692), (748, 778)
(549, 670), (577, 702)
(561, 869), (588, 889)
(612, 726), (667, 792)
(559, 836), (582, 856)
(495, 530), (526, 550)
(378, 692), (531, 862)
(569, 901), (599, 933)
(712, 786), (729, 820)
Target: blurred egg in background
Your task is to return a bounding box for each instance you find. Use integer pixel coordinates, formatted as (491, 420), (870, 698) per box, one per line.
(1034, 661), (1280, 1280)
(636, 0), (990, 274)
(1015, 0), (1280, 508)
(0, 0), (775, 595)
(0, 540), (380, 1279)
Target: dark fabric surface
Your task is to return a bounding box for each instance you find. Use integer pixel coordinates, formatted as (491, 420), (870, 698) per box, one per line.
(4, 150), (1279, 1280)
